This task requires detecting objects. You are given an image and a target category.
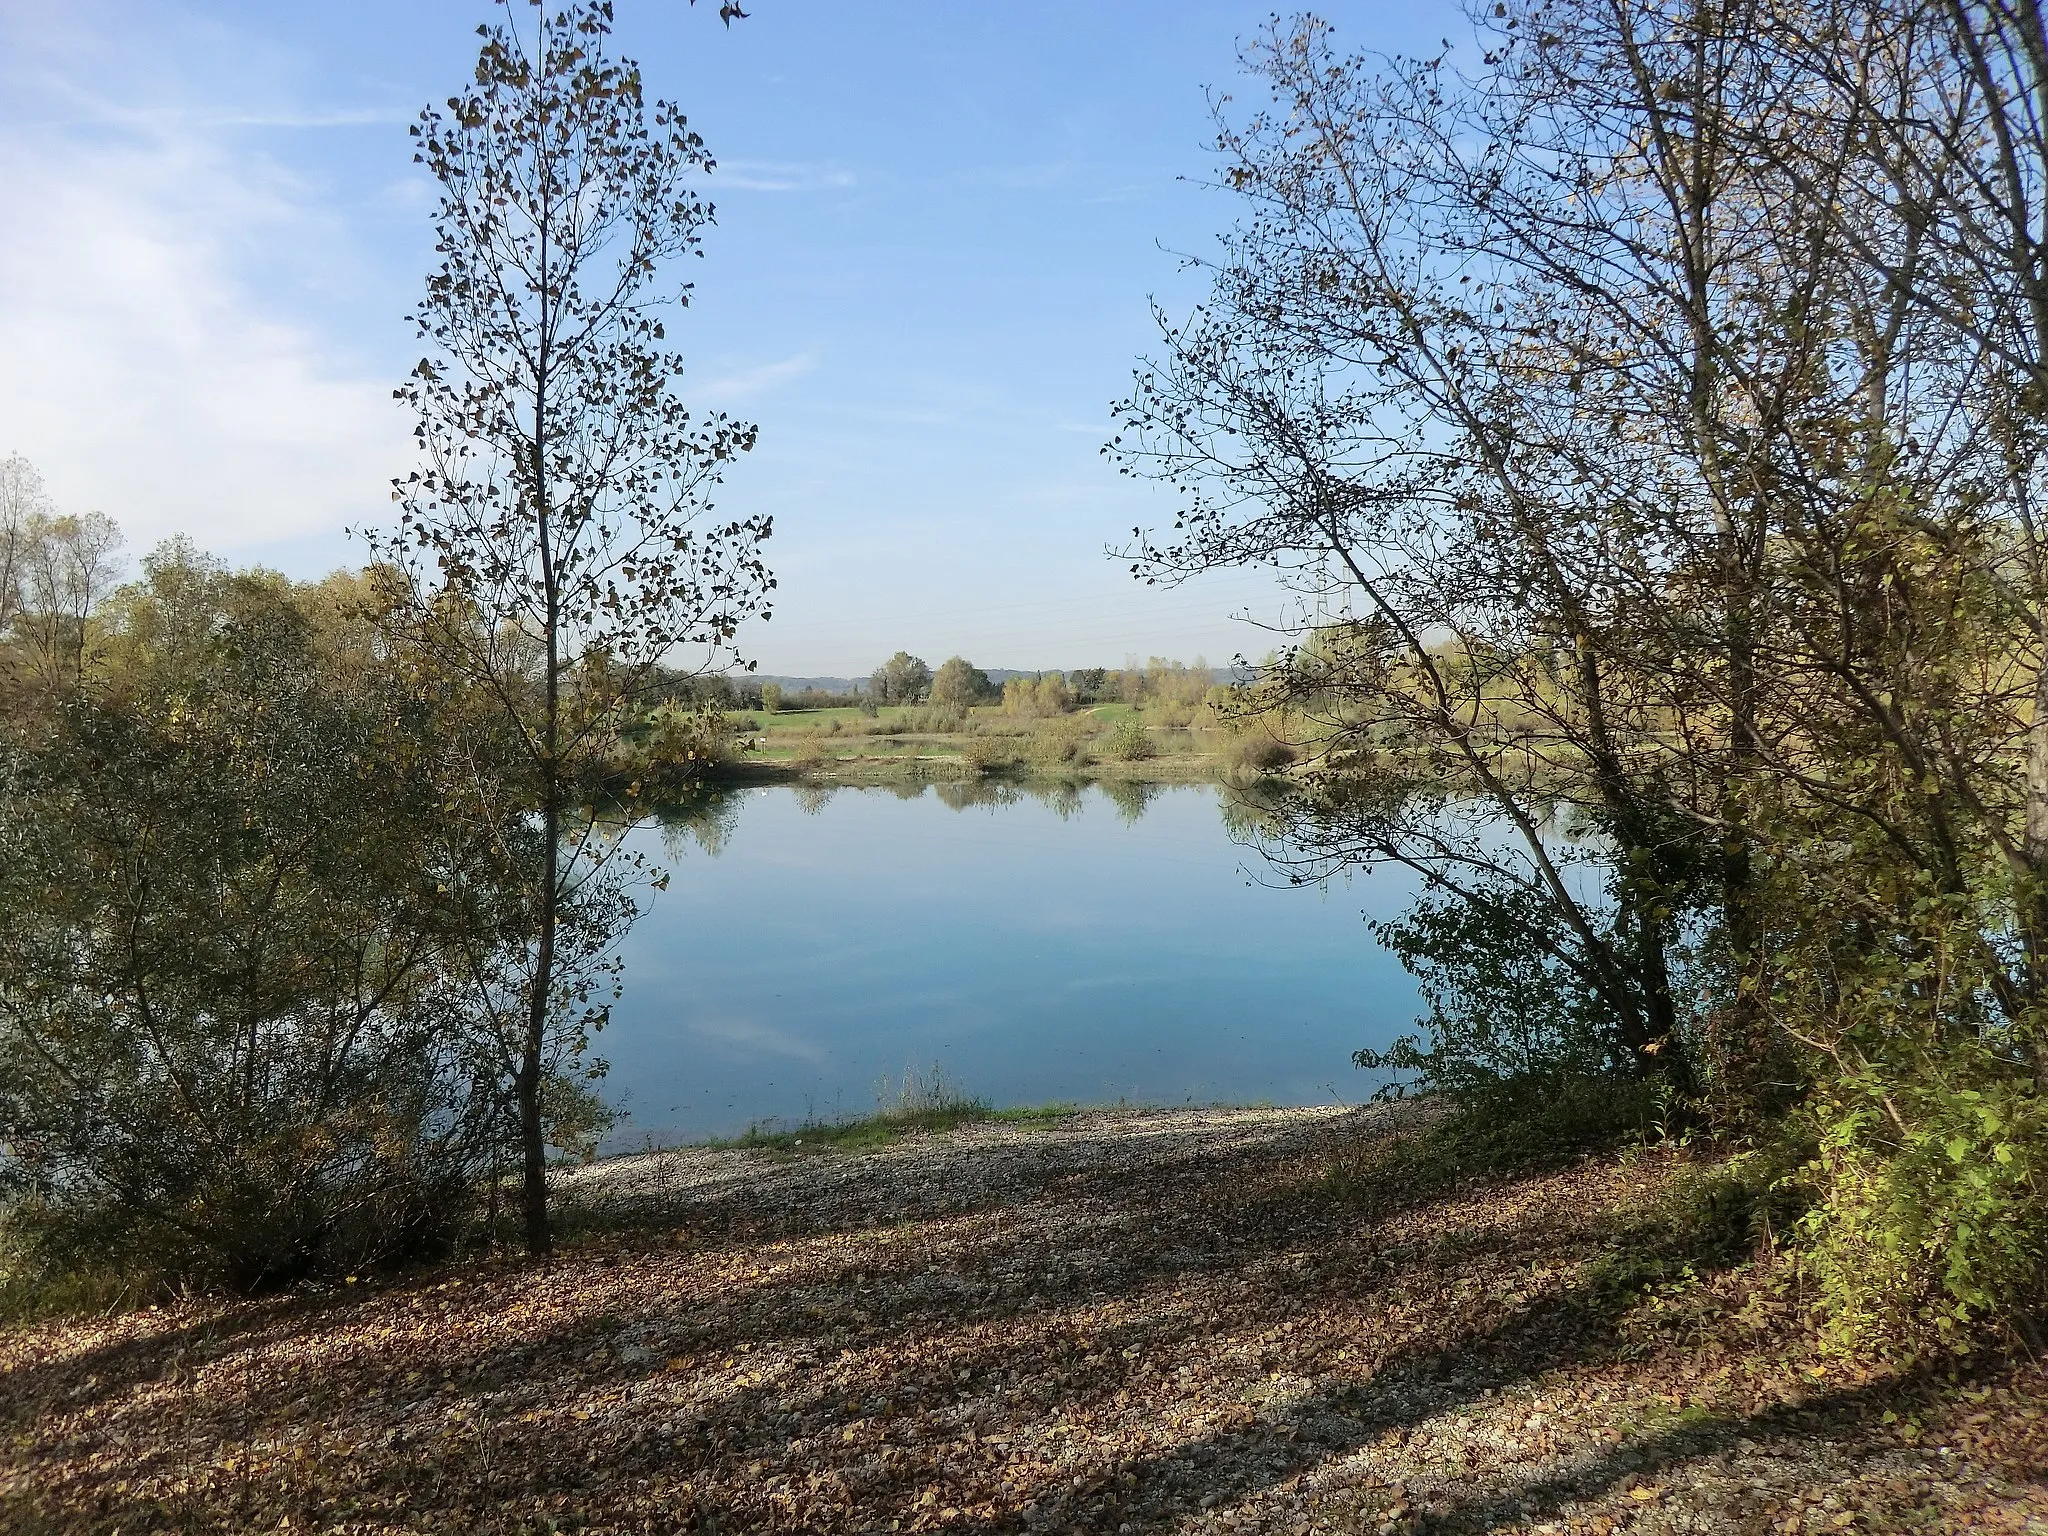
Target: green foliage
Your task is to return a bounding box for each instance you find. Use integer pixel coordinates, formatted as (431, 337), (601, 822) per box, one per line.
(929, 656), (994, 708)
(1003, 674), (1074, 718)
(1226, 733), (1295, 775)
(0, 550), (523, 1295)
(1100, 716), (1156, 761)
(1028, 716), (1093, 766)
(869, 651), (933, 705)
(960, 734), (1018, 774)
(1358, 882), (1632, 1098)
(760, 681), (782, 713)
(1802, 1057), (2048, 1350)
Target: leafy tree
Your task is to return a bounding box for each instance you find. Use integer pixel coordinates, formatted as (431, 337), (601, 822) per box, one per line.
(0, 454), (53, 646)
(0, 546), (531, 1292)
(869, 651), (933, 705)
(0, 459), (124, 700)
(1001, 673), (1072, 718)
(928, 655), (992, 707)
(1067, 666), (1109, 703)
(1116, 0), (2048, 1333)
(373, 1), (770, 1254)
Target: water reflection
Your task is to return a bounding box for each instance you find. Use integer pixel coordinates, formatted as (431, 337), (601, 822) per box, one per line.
(601, 780), (1426, 1144)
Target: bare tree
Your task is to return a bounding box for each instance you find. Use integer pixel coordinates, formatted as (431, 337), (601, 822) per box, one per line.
(0, 454), (53, 641)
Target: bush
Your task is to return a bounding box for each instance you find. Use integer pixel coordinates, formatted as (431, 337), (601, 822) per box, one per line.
(1003, 675), (1074, 717)
(1228, 734), (1297, 775)
(630, 704), (744, 789)
(1802, 1058), (2048, 1350)
(1100, 716), (1156, 761)
(1358, 881), (1625, 1097)
(0, 547), (659, 1303)
(0, 560), (536, 1297)
(1029, 718), (1094, 766)
(960, 735), (1018, 774)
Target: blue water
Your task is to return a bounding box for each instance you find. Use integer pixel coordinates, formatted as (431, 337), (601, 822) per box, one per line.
(599, 781), (1426, 1145)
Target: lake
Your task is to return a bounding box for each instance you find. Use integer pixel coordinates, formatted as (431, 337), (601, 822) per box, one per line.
(599, 780), (1427, 1146)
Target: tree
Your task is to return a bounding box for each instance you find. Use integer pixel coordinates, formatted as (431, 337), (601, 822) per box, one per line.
(1114, 0), (2048, 1333)
(0, 458), (123, 697)
(929, 655), (992, 707)
(0, 454), (53, 645)
(869, 650), (933, 705)
(0, 544), (530, 1291)
(374, 0), (771, 1255)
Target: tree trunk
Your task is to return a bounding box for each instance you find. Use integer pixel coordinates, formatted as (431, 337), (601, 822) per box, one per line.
(2024, 636), (2048, 1090)
(518, 799), (557, 1257)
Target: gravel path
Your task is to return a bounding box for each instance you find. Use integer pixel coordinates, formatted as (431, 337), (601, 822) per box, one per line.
(1, 1104), (2042, 1533)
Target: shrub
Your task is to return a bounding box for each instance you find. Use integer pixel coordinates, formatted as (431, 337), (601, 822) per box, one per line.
(1030, 718), (1094, 766)
(1228, 734), (1297, 775)
(960, 735), (1017, 773)
(1357, 881), (1628, 1098)
(1003, 675), (1074, 717)
(1101, 716), (1156, 761)
(1802, 1058), (2048, 1351)
(0, 563), (542, 1297)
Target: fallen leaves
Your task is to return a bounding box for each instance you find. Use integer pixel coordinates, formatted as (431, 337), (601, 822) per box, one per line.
(0, 1105), (2042, 1533)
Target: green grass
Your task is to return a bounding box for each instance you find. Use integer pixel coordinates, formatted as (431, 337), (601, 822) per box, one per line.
(700, 1100), (1077, 1154)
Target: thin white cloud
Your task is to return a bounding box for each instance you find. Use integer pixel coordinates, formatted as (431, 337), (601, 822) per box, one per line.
(699, 352), (818, 400)
(711, 158), (856, 193)
(0, 116), (403, 557)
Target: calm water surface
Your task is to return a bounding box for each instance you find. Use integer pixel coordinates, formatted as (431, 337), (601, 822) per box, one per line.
(601, 782), (1425, 1145)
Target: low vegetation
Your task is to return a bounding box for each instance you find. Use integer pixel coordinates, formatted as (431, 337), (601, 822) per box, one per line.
(690, 1067), (1075, 1155)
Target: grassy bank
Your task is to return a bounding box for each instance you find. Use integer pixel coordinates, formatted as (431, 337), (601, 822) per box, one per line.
(700, 1100), (1079, 1154)
(719, 700), (1255, 787)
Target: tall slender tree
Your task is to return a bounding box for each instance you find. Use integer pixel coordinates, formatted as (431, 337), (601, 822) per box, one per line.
(376, 0), (772, 1254)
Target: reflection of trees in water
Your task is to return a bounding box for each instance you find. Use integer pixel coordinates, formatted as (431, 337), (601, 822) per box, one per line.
(1100, 778), (1159, 825)
(1219, 777), (1293, 846)
(886, 782), (929, 802)
(1031, 780), (1087, 821)
(934, 778), (1023, 813)
(792, 782), (836, 817)
(941, 777), (1164, 822)
(653, 785), (745, 859)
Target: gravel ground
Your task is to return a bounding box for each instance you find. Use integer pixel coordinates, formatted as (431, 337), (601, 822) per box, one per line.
(0, 1103), (2042, 1533)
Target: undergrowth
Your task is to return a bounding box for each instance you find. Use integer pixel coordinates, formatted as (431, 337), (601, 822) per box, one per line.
(1317, 1073), (1670, 1209)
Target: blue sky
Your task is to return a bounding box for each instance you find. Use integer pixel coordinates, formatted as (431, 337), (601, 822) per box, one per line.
(0, 1), (1461, 674)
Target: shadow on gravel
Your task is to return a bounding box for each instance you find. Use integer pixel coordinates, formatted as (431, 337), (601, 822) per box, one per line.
(6, 1107), (1967, 1536)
